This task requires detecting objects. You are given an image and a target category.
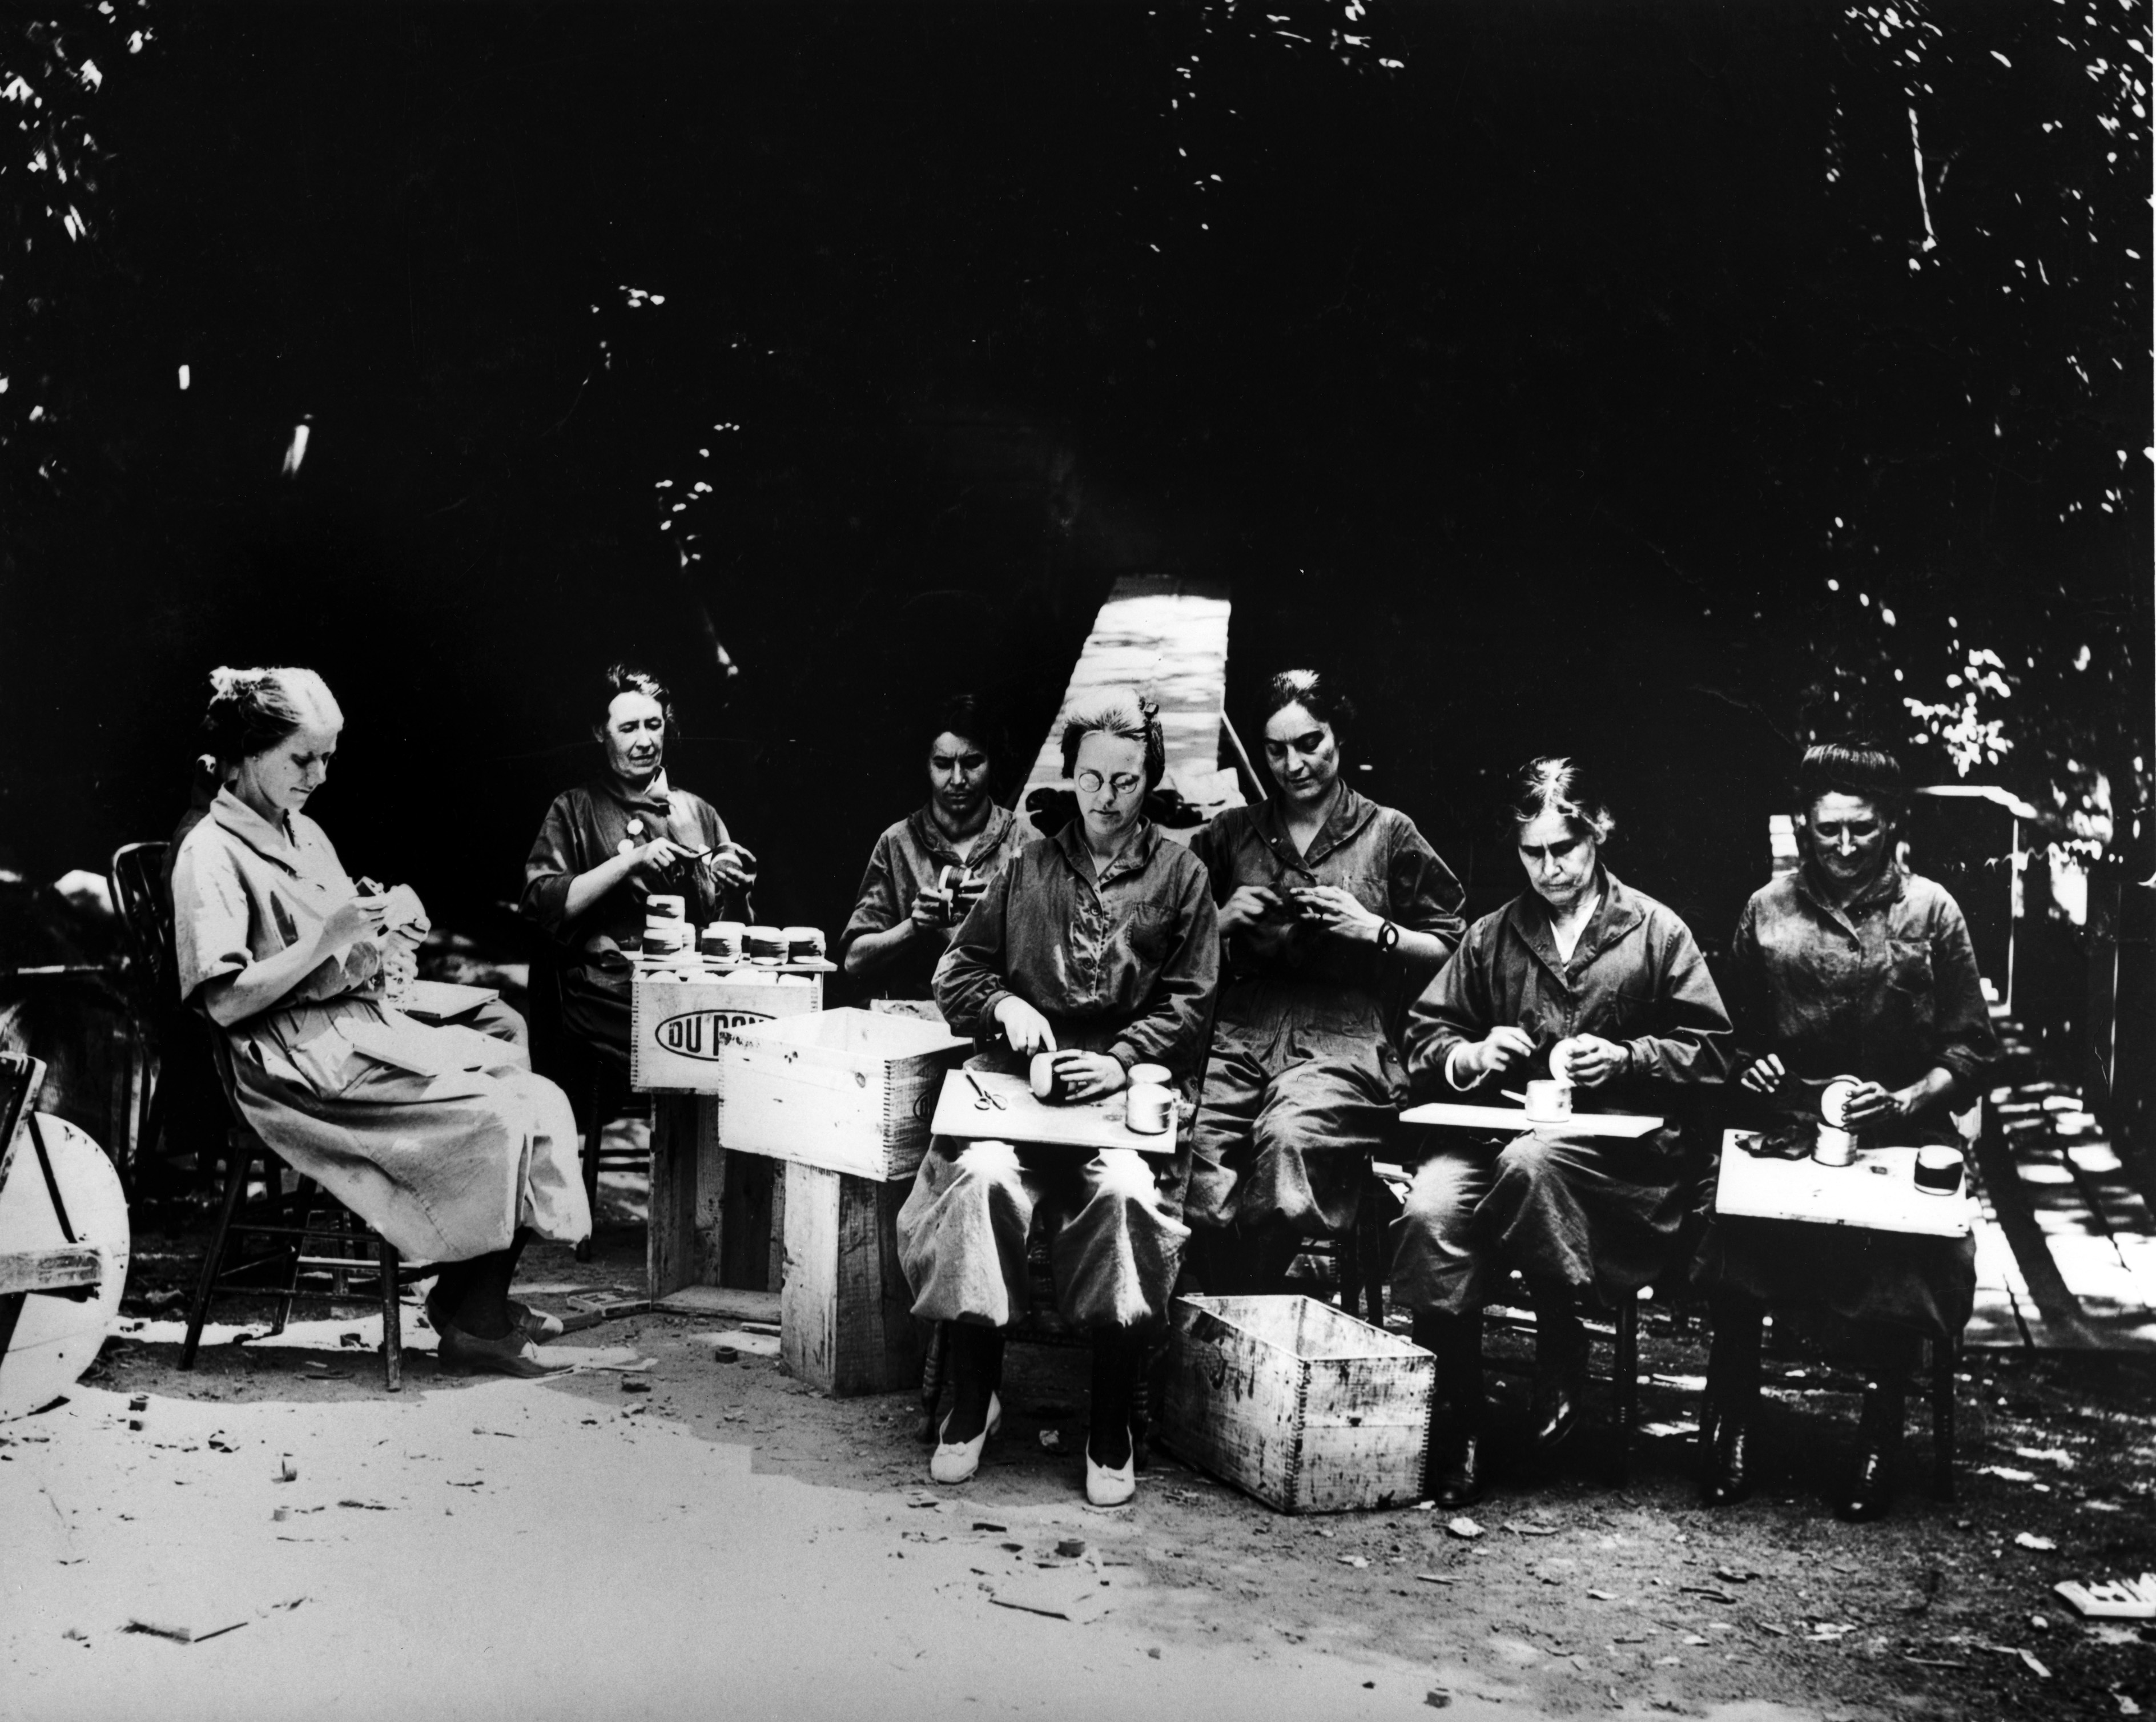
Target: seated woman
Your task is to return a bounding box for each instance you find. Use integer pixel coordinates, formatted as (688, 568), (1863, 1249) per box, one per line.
(1186, 670), (1465, 1292)
(840, 694), (1033, 1010)
(903, 690), (1220, 1507)
(521, 665), (755, 1070)
(1694, 741), (1996, 1520)
(170, 666), (589, 1377)
(1394, 758), (1732, 1505)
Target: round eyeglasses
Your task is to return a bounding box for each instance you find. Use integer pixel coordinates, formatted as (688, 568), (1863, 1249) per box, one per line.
(1075, 769), (1144, 797)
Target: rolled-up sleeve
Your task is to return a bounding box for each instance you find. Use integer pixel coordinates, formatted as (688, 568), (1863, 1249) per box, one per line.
(1388, 824), (1467, 955)
(932, 862), (1017, 1037)
(520, 794), (581, 939)
(171, 840), (253, 1005)
(1927, 896), (1998, 1086)
(1107, 858), (1219, 1076)
(1619, 921), (1734, 1088)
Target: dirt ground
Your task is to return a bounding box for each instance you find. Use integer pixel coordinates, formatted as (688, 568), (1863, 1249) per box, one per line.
(4, 1193), (2150, 1722)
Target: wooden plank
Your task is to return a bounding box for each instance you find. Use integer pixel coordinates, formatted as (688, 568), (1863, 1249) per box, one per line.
(1972, 1123), (2106, 1347)
(653, 1285), (782, 1324)
(400, 980), (500, 1022)
(0, 1246), (101, 1297)
(1713, 1134), (1974, 1238)
(930, 1071), (1178, 1156)
(1019, 574), (1244, 839)
(779, 1163), (922, 1397)
(1399, 1102), (1664, 1139)
(646, 1093), (700, 1301)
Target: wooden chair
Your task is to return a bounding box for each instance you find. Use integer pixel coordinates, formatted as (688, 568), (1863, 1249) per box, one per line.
(179, 1051), (434, 1391)
(0, 1054), (105, 1368)
(527, 943), (643, 1263)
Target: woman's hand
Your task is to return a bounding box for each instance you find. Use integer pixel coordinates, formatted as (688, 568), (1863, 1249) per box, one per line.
(1217, 885), (1285, 936)
(1053, 1050), (1127, 1102)
(1841, 1079), (1911, 1126)
(1458, 1024), (1536, 1081)
(993, 995), (1057, 1056)
(1288, 883), (1383, 942)
(1560, 1033), (1631, 1089)
(629, 836), (697, 882)
(907, 888), (952, 936)
(1739, 1053), (1789, 1096)
(323, 895), (391, 951)
(708, 841), (758, 892)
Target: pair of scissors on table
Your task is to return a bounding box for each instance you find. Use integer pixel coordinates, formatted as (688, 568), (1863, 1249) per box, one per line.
(964, 1072), (1006, 1111)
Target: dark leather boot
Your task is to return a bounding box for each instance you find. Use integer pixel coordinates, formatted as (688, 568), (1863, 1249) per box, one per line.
(1836, 1374), (1906, 1522)
(1414, 1310), (1486, 1506)
(1526, 1284), (1587, 1455)
(1701, 1296), (1763, 1507)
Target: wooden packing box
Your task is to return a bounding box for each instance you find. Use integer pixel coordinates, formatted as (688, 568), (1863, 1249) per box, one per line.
(629, 969), (823, 1096)
(779, 1161), (921, 1397)
(717, 1007), (972, 1181)
(1160, 1294), (1435, 1515)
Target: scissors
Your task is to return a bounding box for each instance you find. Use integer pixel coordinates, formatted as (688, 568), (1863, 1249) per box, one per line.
(964, 1072), (1006, 1111)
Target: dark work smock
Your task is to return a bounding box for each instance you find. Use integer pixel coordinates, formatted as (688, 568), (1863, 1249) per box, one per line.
(1692, 861), (1997, 1338)
(839, 802), (1032, 1004)
(1186, 787), (1465, 1238)
(898, 820), (1220, 1331)
(1391, 868), (1733, 1314)
(520, 773), (750, 1065)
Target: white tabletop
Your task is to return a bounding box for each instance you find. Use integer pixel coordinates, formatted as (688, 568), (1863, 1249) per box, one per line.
(1713, 1129), (1973, 1238)
(930, 1070), (1178, 1156)
(1397, 1101), (1665, 1140)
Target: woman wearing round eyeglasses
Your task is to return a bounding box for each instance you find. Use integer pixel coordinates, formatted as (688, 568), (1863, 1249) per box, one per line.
(1393, 758), (1732, 1506)
(1693, 741), (1996, 1521)
(902, 690), (1219, 1507)
(1185, 670), (1466, 1294)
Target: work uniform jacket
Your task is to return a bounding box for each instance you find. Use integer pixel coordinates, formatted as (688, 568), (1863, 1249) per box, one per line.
(840, 802), (1031, 1003)
(934, 818), (1219, 1084)
(1404, 867), (1732, 1154)
(520, 773), (749, 1061)
(1694, 859), (1997, 1337)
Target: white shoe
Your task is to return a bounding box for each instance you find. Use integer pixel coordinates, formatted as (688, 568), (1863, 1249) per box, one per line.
(929, 1393), (1003, 1485)
(1084, 1439), (1137, 1508)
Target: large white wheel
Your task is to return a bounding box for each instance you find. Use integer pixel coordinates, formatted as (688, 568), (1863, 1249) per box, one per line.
(0, 1113), (130, 1421)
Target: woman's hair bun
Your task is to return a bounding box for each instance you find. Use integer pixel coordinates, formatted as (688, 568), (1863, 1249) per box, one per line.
(199, 666), (341, 764)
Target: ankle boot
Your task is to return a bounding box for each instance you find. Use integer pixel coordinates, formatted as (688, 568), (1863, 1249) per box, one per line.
(1837, 1373), (1906, 1522)
(1701, 1297), (1763, 1507)
(1414, 1310), (1486, 1506)
(1526, 1284), (1587, 1454)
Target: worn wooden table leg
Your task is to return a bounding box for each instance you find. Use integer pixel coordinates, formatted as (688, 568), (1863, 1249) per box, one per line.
(781, 1162), (922, 1396)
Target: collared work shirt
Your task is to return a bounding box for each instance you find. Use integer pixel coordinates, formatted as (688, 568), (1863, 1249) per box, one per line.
(934, 819), (1219, 1079)
(841, 802), (1032, 1000)
(520, 773), (749, 1055)
(1726, 862), (1996, 1117)
(1188, 786), (1465, 1039)
(1404, 868), (1732, 1144)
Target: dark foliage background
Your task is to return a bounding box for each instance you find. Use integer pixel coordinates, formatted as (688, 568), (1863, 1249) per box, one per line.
(1, 0), (2145, 971)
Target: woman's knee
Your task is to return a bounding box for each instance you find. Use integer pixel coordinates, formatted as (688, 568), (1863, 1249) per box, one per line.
(1089, 1148), (1161, 1206)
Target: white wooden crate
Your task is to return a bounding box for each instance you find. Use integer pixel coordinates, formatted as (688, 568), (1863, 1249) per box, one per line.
(717, 1007), (971, 1180)
(1160, 1294), (1434, 1515)
(629, 971), (823, 1096)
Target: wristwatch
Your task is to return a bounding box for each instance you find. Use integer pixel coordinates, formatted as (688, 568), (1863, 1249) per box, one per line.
(1377, 919), (1401, 954)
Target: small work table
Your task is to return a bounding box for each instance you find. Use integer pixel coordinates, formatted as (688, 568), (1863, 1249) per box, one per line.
(1711, 1130), (1974, 1239)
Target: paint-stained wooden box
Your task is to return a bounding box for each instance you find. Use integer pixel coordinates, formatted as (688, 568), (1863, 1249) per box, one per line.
(716, 1008), (970, 1181)
(1160, 1295), (1435, 1515)
(629, 971), (822, 1096)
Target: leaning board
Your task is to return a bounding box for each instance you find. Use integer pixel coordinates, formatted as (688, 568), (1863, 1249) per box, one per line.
(1398, 1102), (1664, 1139)
(928, 1071), (1178, 1156)
(1713, 1132), (1973, 1238)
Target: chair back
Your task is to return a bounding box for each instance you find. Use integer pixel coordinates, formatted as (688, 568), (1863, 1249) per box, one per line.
(108, 842), (176, 1020)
